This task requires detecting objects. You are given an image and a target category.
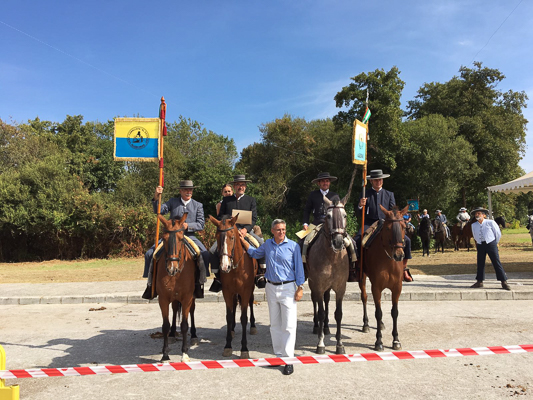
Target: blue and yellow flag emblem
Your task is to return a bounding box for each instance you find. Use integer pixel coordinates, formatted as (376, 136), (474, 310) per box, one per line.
(114, 118), (160, 161)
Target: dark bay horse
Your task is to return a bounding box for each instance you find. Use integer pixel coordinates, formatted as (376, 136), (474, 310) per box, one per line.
(452, 220), (473, 251)
(432, 219), (446, 253)
(360, 205), (409, 351)
(495, 216), (507, 229)
(155, 213), (197, 362)
(307, 195), (349, 354)
(418, 217), (432, 257)
(209, 214), (257, 359)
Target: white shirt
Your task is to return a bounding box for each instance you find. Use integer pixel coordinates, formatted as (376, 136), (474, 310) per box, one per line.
(320, 189), (329, 196)
(181, 197), (192, 207)
(471, 219), (501, 245)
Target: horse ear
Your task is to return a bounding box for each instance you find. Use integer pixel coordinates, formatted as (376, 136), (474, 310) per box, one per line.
(340, 194), (348, 206)
(400, 205), (410, 215)
(208, 215), (220, 227)
(157, 214), (169, 225)
(231, 213), (239, 225)
(323, 195), (332, 207)
(178, 212), (188, 225)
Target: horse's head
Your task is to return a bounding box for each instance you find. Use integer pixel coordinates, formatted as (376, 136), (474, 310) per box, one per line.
(158, 213), (188, 276)
(323, 195), (348, 253)
(379, 204), (409, 262)
(209, 214), (239, 273)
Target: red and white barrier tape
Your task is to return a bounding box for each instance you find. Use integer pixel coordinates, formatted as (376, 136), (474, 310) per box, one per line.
(1, 344), (531, 380)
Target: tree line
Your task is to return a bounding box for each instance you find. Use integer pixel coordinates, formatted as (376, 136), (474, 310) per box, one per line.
(1, 62), (531, 261)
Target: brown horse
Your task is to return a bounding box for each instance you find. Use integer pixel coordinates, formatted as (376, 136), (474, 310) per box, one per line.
(307, 195), (350, 354)
(359, 205), (409, 351)
(432, 219), (446, 253)
(209, 215), (257, 359)
(155, 213), (197, 362)
(452, 221), (473, 251)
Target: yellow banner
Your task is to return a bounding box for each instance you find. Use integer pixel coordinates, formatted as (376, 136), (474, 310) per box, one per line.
(114, 118), (160, 161)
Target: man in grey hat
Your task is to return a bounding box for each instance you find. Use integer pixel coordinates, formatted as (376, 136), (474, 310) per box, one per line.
(142, 180), (210, 299)
(209, 174), (265, 292)
(302, 172), (340, 230)
(354, 169), (413, 282)
(469, 207), (511, 290)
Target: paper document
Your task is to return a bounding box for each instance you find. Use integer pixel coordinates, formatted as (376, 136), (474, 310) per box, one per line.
(295, 224), (317, 239)
(231, 209), (252, 225)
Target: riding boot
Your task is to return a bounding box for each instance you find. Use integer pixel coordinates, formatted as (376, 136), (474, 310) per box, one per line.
(402, 259), (413, 282)
(255, 264), (266, 288)
(142, 284), (154, 300)
(348, 260), (360, 283)
(142, 260), (157, 300)
(194, 284), (204, 298)
(209, 271), (223, 293)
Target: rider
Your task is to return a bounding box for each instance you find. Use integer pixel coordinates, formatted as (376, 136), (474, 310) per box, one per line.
(209, 174), (265, 292)
(301, 172), (357, 277)
(456, 207), (471, 230)
(435, 209), (451, 239)
(142, 180), (210, 300)
(355, 169), (413, 282)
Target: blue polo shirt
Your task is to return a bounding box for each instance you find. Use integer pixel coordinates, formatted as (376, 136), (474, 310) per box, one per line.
(246, 237), (305, 286)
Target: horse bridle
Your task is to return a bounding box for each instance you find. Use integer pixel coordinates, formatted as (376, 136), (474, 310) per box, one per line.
(380, 217), (406, 260)
(326, 204), (347, 236)
(216, 226), (244, 270)
(164, 226), (186, 276)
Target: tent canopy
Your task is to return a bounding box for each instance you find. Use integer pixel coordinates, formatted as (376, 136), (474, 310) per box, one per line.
(487, 171), (533, 194)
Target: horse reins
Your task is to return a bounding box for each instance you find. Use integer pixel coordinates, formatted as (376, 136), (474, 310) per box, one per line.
(380, 218), (406, 260)
(164, 226), (186, 275)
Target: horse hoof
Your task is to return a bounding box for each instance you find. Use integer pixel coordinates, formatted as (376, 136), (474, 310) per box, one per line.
(362, 325), (370, 333)
(379, 322), (386, 331)
(250, 327), (258, 335)
(240, 351), (250, 359)
(323, 327), (331, 335)
(316, 346), (326, 354)
(393, 341), (402, 351)
(181, 353), (190, 363)
(374, 344), (384, 352)
(190, 337), (199, 346)
(231, 331), (235, 339)
(161, 354), (170, 362)
(223, 348), (233, 357)
(313, 327), (318, 334)
(336, 346), (345, 355)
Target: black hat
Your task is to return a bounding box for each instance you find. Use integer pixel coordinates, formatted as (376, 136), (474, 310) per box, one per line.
(178, 180), (198, 189)
(366, 169), (390, 180)
(232, 174), (252, 183)
(470, 207), (489, 217)
(312, 172), (337, 184)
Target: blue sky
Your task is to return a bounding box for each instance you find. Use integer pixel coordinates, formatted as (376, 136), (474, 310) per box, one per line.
(1, 0), (532, 176)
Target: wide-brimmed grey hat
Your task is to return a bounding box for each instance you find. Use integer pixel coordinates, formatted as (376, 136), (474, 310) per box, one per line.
(312, 172), (337, 184)
(232, 174), (252, 184)
(459, 207), (467, 212)
(366, 169), (390, 180)
(436, 210), (442, 213)
(178, 180), (198, 189)
(471, 207), (489, 217)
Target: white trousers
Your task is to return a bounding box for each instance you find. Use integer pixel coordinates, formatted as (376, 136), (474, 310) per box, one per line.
(265, 281), (298, 358)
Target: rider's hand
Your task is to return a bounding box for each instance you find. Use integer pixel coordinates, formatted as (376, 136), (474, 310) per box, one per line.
(183, 222), (188, 231)
(303, 225), (308, 231)
(154, 186), (163, 200)
(358, 198), (367, 208)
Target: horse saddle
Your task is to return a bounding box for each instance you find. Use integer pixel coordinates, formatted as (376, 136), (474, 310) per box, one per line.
(153, 236), (200, 261)
(362, 220), (384, 249)
(301, 224), (323, 263)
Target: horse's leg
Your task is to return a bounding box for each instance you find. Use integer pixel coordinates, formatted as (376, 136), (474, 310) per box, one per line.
(180, 299), (192, 363)
(372, 286), (384, 352)
(159, 300), (171, 362)
(169, 300), (180, 338)
(223, 295), (236, 357)
(334, 295), (345, 354)
(391, 290), (401, 350)
(359, 274), (369, 333)
(239, 296), (250, 359)
(323, 289), (331, 335)
(313, 293), (326, 354)
(231, 294), (238, 339)
(249, 294), (257, 335)
(190, 299), (199, 346)
(312, 299), (319, 334)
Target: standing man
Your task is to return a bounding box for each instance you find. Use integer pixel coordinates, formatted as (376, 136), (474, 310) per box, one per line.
(355, 169), (413, 282)
(302, 172), (340, 230)
(469, 207), (511, 290)
(210, 174), (265, 292)
(240, 219), (305, 376)
(142, 180), (210, 299)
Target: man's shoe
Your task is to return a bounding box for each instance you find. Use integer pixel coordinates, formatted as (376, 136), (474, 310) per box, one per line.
(255, 275), (266, 289)
(470, 281), (483, 288)
(142, 285), (154, 300)
(194, 284), (204, 298)
(501, 281), (511, 291)
(282, 365), (294, 375)
(209, 279), (223, 293)
(403, 269), (413, 282)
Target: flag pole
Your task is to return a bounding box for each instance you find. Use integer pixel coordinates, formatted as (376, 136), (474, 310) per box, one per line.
(359, 89), (370, 281)
(152, 96), (167, 298)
